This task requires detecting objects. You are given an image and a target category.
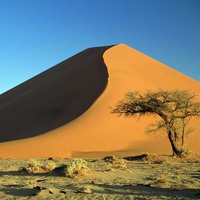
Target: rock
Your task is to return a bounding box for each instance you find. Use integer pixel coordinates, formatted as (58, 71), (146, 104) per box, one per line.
(77, 187), (92, 194)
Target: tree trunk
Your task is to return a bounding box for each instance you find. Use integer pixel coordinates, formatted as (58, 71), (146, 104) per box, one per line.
(168, 130), (183, 156)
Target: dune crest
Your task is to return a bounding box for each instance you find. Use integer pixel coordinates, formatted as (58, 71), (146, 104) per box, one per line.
(0, 46), (111, 142)
(0, 44), (199, 158)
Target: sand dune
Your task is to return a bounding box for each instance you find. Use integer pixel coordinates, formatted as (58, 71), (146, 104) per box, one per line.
(0, 44), (199, 158)
(0, 46), (111, 142)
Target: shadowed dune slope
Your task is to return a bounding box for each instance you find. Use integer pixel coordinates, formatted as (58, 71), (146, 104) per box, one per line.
(0, 46), (112, 142)
(0, 44), (199, 158)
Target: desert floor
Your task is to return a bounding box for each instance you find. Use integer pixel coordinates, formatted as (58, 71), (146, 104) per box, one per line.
(0, 154), (199, 200)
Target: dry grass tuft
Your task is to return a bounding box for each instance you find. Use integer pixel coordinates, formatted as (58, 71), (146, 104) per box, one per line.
(62, 158), (88, 178)
(103, 155), (127, 171)
(20, 159), (56, 173)
(151, 178), (168, 186)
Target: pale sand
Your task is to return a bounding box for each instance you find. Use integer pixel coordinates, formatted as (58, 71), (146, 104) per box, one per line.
(0, 44), (199, 157)
(0, 156), (199, 199)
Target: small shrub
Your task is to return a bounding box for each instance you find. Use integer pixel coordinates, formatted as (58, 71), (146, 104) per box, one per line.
(21, 160), (56, 173)
(115, 163), (127, 170)
(151, 178), (168, 186)
(22, 160), (41, 173)
(63, 158), (88, 178)
(42, 162), (56, 172)
(103, 156), (127, 171)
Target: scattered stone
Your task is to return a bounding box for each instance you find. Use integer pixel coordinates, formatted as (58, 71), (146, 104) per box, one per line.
(77, 187), (92, 194)
(103, 155), (116, 163)
(36, 179), (46, 182)
(60, 189), (67, 194)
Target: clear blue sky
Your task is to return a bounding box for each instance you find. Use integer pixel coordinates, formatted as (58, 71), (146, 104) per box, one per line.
(0, 0), (200, 94)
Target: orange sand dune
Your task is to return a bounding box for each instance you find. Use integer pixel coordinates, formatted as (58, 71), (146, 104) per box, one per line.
(0, 44), (199, 158)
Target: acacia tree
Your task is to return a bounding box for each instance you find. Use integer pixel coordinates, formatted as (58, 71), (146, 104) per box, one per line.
(111, 90), (200, 156)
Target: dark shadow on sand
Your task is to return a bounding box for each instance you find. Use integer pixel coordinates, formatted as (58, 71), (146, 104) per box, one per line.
(0, 45), (113, 142)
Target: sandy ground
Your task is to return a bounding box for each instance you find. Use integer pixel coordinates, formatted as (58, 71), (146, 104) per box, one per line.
(0, 154), (199, 199)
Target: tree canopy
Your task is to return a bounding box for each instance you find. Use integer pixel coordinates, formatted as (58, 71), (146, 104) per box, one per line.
(111, 90), (200, 156)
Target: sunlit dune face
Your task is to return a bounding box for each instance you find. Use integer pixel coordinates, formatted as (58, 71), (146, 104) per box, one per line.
(0, 44), (199, 158)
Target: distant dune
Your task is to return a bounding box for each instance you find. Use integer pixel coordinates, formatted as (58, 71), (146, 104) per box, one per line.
(0, 44), (199, 158)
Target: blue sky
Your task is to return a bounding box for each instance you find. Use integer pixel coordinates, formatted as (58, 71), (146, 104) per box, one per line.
(0, 0), (200, 94)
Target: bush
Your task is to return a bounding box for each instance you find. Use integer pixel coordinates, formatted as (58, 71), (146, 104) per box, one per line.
(103, 155), (127, 171)
(63, 158), (88, 178)
(42, 162), (56, 172)
(21, 159), (56, 173)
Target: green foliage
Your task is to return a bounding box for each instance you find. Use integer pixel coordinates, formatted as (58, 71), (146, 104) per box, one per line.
(63, 158), (88, 178)
(112, 89), (200, 156)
